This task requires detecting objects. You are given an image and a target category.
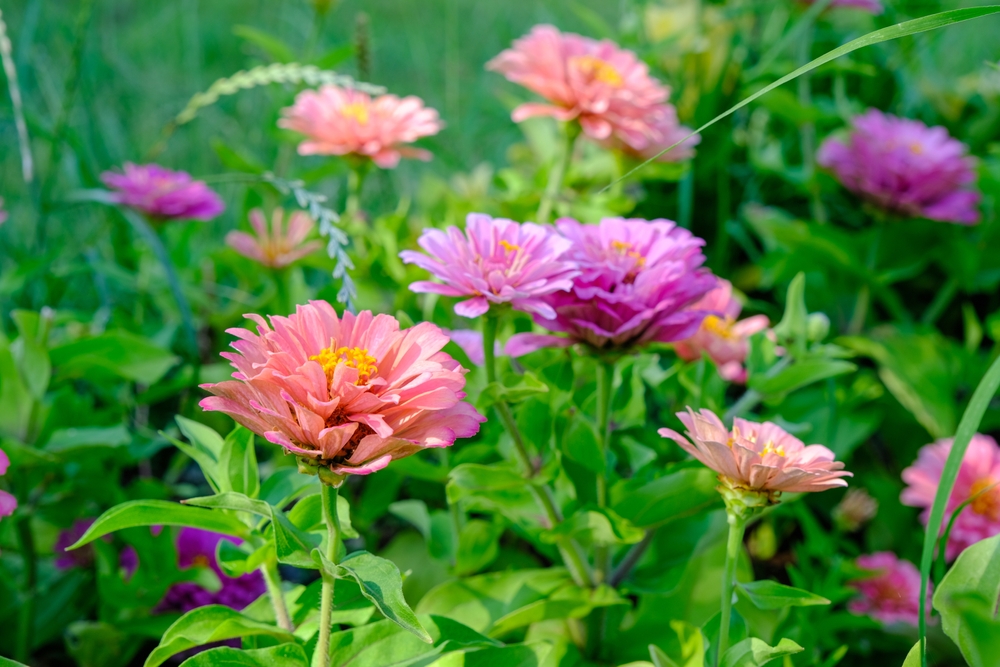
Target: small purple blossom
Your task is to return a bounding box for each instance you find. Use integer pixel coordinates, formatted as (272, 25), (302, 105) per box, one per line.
(158, 528), (265, 613)
(400, 213), (579, 319)
(818, 110), (980, 225)
(507, 217), (715, 356)
(55, 519), (99, 569)
(101, 163), (225, 222)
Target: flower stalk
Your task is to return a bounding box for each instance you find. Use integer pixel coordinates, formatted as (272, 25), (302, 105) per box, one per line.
(717, 510), (748, 666)
(537, 122), (579, 225)
(313, 482), (342, 667)
(261, 560), (293, 632)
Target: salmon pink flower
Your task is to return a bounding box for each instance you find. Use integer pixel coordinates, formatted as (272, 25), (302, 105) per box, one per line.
(400, 213), (579, 319)
(818, 110), (980, 224)
(849, 552), (928, 626)
(607, 103), (700, 162)
(673, 278), (769, 383)
(279, 85), (443, 169)
(0, 447), (15, 522)
(901, 434), (1000, 560)
(200, 302), (484, 481)
(101, 163), (225, 221)
(226, 208), (322, 269)
(487, 25), (672, 152)
(506, 217), (714, 356)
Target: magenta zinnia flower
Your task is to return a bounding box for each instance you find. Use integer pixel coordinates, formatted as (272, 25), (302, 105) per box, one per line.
(487, 25), (673, 153)
(0, 447), (15, 522)
(226, 208), (322, 269)
(101, 163), (225, 221)
(158, 528), (265, 613)
(849, 552), (928, 626)
(279, 85), (443, 169)
(673, 278), (769, 383)
(506, 217), (715, 356)
(200, 302), (484, 479)
(659, 408), (851, 500)
(818, 110), (980, 224)
(901, 434), (1000, 560)
(400, 213), (579, 319)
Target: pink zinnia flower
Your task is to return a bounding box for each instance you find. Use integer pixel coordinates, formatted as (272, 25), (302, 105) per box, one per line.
(486, 25), (672, 152)
(607, 103), (700, 162)
(659, 408), (851, 499)
(279, 85), (443, 169)
(673, 278), (769, 383)
(803, 0), (883, 13)
(200, 302), (484, 479)
(901, 434), (1000, 560)
(849, 552), (928, 626)
(506, 217), (715, 356)
(226, 208), (322, 269)
(101, 163), (225, 221)
(818, 110), (980, 224)
(0, 447), (15, 522)
(0, 197), (7, 226)
(399, 213), (579, 319)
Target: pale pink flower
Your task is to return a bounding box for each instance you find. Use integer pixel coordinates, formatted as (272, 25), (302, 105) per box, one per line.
(487, 25), (673, 152)
(659, 408), (851, 498)
(849, 552), (928, 626)
(673, 278), (769, 383)
(226, 208), (322, 269)
(0, 447), (15, 521)
(200, 302), (485, 479)
(279, 85), (443, 169)
(400, 213), (579, 319)
(901, 434), (1000, 560)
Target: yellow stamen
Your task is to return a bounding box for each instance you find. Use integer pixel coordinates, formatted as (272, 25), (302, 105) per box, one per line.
(627, 250), (647, 269)
(310, 340), (378, 386)
(611, 240), (633, 254)
(570, 55), (624, 86)
(702, 315), (737, 339)
(970, 478), (1000, 520)
(909, 142), (923, 155)
(341, 102), (370, 125)
(499, 240), (521, 253)
(761, 441), (785, 457)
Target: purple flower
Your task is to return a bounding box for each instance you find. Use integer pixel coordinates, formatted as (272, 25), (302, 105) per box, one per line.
(0, 447), (15, 524)
(818, 110), (980, 224)
(101, 163), (225, 222)
(507, 217), (715, 356)
(55, 519), (99, 569)
(400, 213), (579, 319)
(158, 528), (265, 613)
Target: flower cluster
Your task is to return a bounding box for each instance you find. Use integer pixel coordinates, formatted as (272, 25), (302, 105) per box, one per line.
(101, 163), (225, 222)
(226, 207), (322, 269)
(848, 552), (928, 626)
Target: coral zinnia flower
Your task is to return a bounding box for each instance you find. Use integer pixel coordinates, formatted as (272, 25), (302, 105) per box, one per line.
(659, 408), (851, 502)
(226, 208), (322, 269)
(506, 217), (715, 356)
(0, 447), (15, 521)
(848, 552), (928, 626)
(901, 434), (1000, 560)
(487, 25), (672, 152)
(400, 213), (579, 319)
(200, 302), (484, 479)
(818, 110), (980, 224)
(673, 278), (769, 383)
(279, 85), (443, 169)
(101, 163), (225, 221)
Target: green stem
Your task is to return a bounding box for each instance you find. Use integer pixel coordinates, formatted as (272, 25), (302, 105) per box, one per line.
(922, 277), (959, 325)
(848, 224), (884, 334)
(261, 560), (293, 632)
(15, 516), (37, 662)
(313, 484), (341, 667)
(345, 163), (369, 222)
(586, 360), (615, 662)
(717, 513), (748, 667)
(537, 122), (578, 224)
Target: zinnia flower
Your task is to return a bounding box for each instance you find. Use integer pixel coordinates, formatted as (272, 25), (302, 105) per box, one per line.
(901, 434), (1000, 560)
(101, 163), (225, 221)
(400, 213), (579, 319)
(818, 110), (980, 224)
(0, 197), (7, 226)
(607, 103), (700, 162)
(226, 208), (322, 269)
(804, 0), (883, 13)
(279, 85), (443, 169)
(158, 528), (265, 613)
(848, 552), (928, 626)
(486, 25), (673, 153)
(0, 447), (15, 522)
(673, 278), (769, 383)
(506, 217), (715, 356)
(200, 302), (484, 480)
(659, 408), (851, 503)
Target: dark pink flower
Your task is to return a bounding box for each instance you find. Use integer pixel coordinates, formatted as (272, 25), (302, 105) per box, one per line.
(818, 110), (980, 224)
(849, 552), (928, 626)
(101, 163), (225, 221)
(226, 208), (322, 269)
(0, 447), (15, 522)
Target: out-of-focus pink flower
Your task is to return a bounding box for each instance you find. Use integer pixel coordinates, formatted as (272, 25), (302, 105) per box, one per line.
(506, 217), (714, 356)
(901, 434), (1000, 561)
(0, 197), (8, 226)
(101, 163), (225, 221)
(818, 110), (980, 224)
(607, 103), (700, 162)
(446, 329), (501, 367)
(804, 0), (883, 13)
(487, 25), (676, 154)
(400, 213), (579, 319)
(158, 528), (265, 614)
(673, 278), (769, 383)
(226, 208), (322, 269)
(659, 408), (851, 500)
(849, 552), (928, 626)
(200, 302), (485, 480)
(0, 447), (15, 522)
(279, 85), (443, 169)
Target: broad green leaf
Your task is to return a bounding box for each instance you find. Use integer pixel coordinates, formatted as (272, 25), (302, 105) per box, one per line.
(325, 615), (497, 667)
(390, 499), (432, 541)
(542, 506), (644, 547)
(749, 359), (855, 397)
(561, 419), (605, 474)
(650, 620), (706, 667)
(771, 273), (808, 356)
(69, 500), (248, 550)
(427, 643), (553, 667)
(175, 416), (226, 459)
(477, 372), (549, 410)
(720, 638), (803, 667)
(0, 342), (32, 439)
(612, 468), (722, 529)
(0, 659), (31, 667)
(10, 310), (50, 399)
(455, 519), (504, 576)
(933, 534), (1000, 667)
(44, 424), (131, 453)
(489, 584), (625, 637)
(260, 467), (314, 508)
(216, 539), (269, 578)
(144, 605), (295, 667)
(737, 580), (830, 610)
(447, 463), (530, 503)
(178, 643), (308, 667)
(337, 494), (359, 539)
(49, 330), (179, 384)
(219, 426), (260, 498)
(901, 642), (921, 667)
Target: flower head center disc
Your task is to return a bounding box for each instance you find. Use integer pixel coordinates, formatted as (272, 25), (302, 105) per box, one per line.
(341, 102), (371, 125)
(570, 55), (623, 86)
(311, 341), (378, 386)
(970, 478), (1000, 520)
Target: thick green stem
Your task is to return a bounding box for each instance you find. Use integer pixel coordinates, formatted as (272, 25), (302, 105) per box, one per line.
(717, 513), (748, 667)
(261, 560), (293, 632)
(16, 517), (37, 662)
(537, 123), (578, 224)
(313, 484), (341, 667)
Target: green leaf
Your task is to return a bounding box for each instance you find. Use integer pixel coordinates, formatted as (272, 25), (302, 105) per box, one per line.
(749, 359), (855, 397)
(10, 310), (50, 399)
(649, 620), (706, 667)
(219, 425), (260, 498)
(542, 506), (644, 547)
(69, 500), (248, 550)
(932, 534), (1000, 667)
(337, 494), (359, 539)
(325, 615), (497, 667)
(0, 658), (31, 667)
(390, 499), (432, 542)
(232, 25), (295, 62)
(143, 606), (295, 667)
(771, 273), (808, 355)
(65, 620), (139, 667)
(720, 638), (803, 667)
(612, 468), (722, 529)
(49, 330), (180, 383)
(447, 463), (530, 503)
(176, 416), (226, 459)
(489, 584), (625, 637)
(178, 643), (309, 667)
(737, 580), (830, 610)
(455, 520), (504, 576)
(44, 424), (131, 453)
(901, 642), (921, 667)
(478, 372), (549, 410)
(561, 419), (605, 474)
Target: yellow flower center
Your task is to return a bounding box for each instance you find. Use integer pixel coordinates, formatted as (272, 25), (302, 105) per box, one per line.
(702, 315), (737, 339)
(570, 55), (624, 86)
(909, 142), (923, 155)
(341, 102), (370, 125)
(761, 441), (786, 457)
(499, 240), (521, 253)
(970, 478), (1000, 520)
(310, 341), (378, 386)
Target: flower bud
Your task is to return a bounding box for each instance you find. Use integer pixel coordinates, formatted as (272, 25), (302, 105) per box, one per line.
(833, 488), (878, 532)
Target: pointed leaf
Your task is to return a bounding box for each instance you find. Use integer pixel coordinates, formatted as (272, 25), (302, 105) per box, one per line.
(219, 425), (260, 498)
(720, 638), (803, 667)
(69, 500), (248, 550)
(178, 643), (308, 667)
(933, 534), (1000, 667)
(737, 580), (830, 610)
